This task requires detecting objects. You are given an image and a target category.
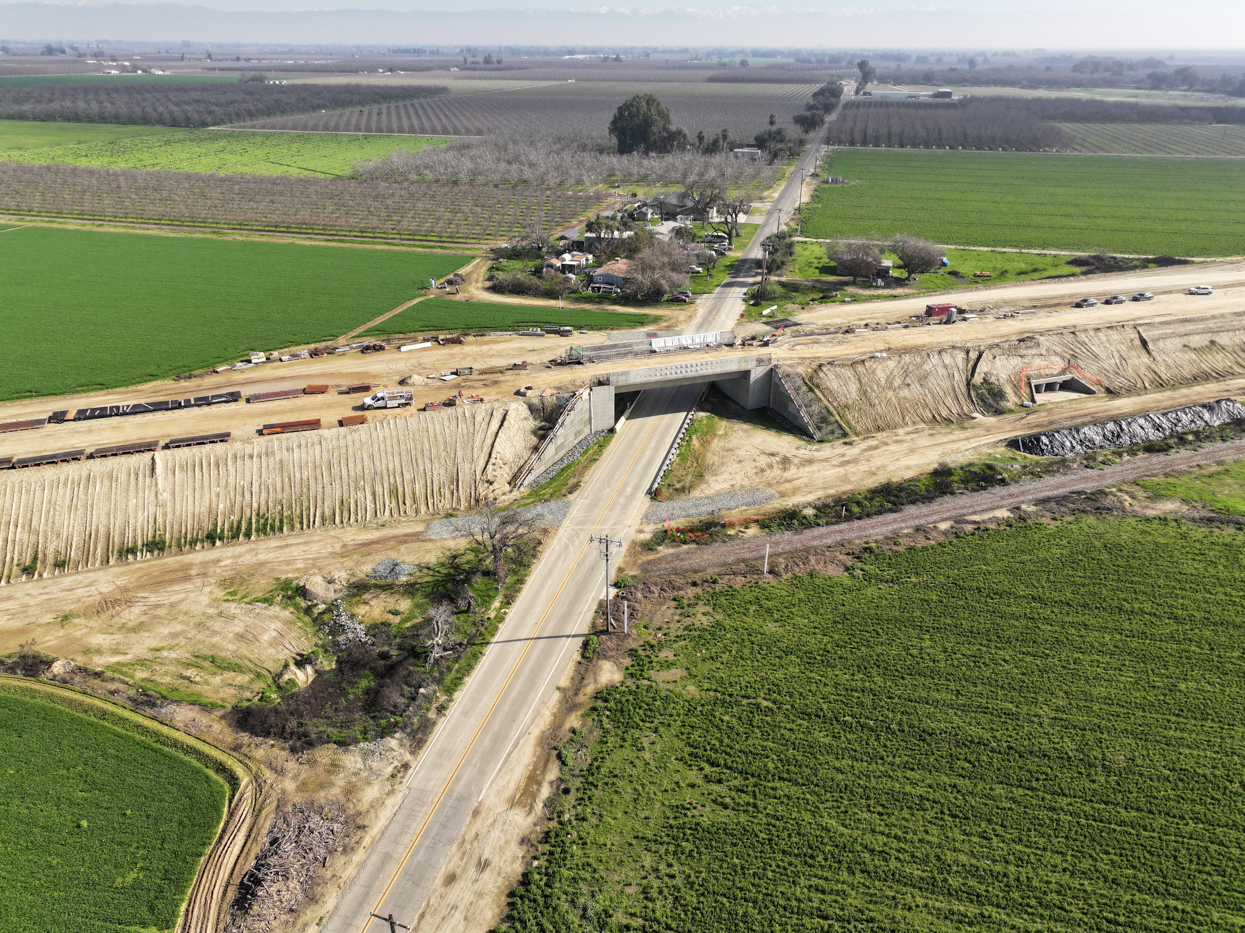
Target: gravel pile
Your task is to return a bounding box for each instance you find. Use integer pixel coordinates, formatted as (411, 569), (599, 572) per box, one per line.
(526, 430), (609, 488)
(368, 558), (415, 581)
(425, 499), (573, 539)
(325, 600), (373, 650)
(644, 487), (777, 523)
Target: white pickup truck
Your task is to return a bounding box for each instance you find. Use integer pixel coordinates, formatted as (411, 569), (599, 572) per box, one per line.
(362, 389), (413, 410)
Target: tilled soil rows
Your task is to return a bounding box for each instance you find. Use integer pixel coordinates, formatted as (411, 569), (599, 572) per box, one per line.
(0, 403), (536, 584)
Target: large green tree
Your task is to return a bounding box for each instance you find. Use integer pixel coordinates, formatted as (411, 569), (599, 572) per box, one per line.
(608, 93), (673, 155)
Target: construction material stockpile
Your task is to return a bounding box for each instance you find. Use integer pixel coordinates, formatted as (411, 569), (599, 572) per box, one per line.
(0, 403), (537, 584)
(1009, 399), (1245, 457)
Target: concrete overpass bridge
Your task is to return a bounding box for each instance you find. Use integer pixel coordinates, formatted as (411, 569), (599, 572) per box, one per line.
(513, 344), (822, 488)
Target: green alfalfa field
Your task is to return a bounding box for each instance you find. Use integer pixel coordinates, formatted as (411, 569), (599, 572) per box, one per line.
(501, 516), (1245, 932)
(0, 686), (229, 933)
(0, 225), (470, 400)
(803, 149), (1245, 257)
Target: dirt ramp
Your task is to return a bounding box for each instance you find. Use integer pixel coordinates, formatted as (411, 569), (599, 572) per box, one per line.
(0, 403), (536, 585)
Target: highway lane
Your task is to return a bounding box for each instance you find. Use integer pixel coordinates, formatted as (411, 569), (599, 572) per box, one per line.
(321, 126), (830, 933)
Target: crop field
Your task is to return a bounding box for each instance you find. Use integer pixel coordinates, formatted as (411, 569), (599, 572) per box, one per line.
(234, 81), (818, 141)
(0, 162), (606, 244)
(0, 226), (468, 399)
(3, 128), (447, 177)
(827, 98), (1068, 151)
(1060, 122), (1245, 157)
(503, 517), (1245, 932)
(0, 691), (227, 933)
(365, 297), (652, 336)
(0, 118), (178, 152)
(802, 149), (1245, 256)
(0, 403), (537, 583)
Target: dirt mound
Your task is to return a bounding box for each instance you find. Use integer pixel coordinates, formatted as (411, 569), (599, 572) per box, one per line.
(0, 403), (537, 585)
(805, 312), (1245, 435)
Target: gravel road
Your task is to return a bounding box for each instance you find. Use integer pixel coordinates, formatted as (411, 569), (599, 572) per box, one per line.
(643, 488), (776, 523)
(640, 438), (1245, 576)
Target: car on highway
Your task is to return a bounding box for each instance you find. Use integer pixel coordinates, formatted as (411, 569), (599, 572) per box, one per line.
(1188, 285), (1214, 295)
(1103, 295), (1126, 305)
(1073, 297), (1099, 308)
(1131, 292), (1154, 301)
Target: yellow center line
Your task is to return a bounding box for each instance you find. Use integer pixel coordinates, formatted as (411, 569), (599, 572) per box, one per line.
(356, 403), (667, 932)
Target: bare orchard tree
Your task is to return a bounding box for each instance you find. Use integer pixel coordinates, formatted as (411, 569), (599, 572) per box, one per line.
(469, 498), (537, 589)
(424, 601), (458, 670)
(511, 220), (556, 256)
(827, 239), (883, 284)
(890, 235), (942, 280)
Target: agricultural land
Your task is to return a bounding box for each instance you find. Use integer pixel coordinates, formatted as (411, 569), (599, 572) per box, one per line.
(0, 118), (178, 152)
(505, 517), (1245, 932)
(1, 127), (448, 177)
(0, 682), (230, 933)
(0, 225), (469, 399)
(803, 149), (1245, 256)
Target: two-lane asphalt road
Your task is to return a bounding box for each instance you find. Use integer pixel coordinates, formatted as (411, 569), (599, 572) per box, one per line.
(321, 122), (833, 933)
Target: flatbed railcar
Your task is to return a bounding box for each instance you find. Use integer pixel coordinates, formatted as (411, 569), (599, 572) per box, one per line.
(0, 417), (48, 434)
(91, 439), (160, 458)
(260, 419), (321, 435)
(247, 389), (306, 404)
(165, 432), (231, 449)
(12, 449), (86, 468)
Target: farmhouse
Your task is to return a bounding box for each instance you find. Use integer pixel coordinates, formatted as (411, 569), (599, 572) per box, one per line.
(592, 259), (634, 287)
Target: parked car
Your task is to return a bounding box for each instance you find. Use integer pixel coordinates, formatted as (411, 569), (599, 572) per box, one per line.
(1103, 295), (1126, 305)
(1073, 297), (1099, 308)
(1188, 285), (1214, 295)
(664, 294), (691, 302)
(672, 290), (692, 299)
(1130, 292), (1154, 301)
(588, 283), (620, 295)
(688, 266), (704, 275)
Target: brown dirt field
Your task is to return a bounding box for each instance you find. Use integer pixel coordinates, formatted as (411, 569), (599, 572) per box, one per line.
(692, 376), (1245, 512)
(0, 513), (453, 704)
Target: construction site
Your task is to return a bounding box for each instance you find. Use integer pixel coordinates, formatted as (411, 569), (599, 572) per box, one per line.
(3, 233), (1245, 933)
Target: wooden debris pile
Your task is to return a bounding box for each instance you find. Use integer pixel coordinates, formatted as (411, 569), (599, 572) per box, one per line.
(225, 801), (352, 933)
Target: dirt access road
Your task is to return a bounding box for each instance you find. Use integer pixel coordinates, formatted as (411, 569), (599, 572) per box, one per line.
(642, 435), (1245, 577)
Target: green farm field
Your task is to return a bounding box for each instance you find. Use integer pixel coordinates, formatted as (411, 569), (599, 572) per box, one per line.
(504, 517), (1245, 932)
(803, 149), (1245, 256)
(365, 296), (653, 336)
(0, 118), (178, 152)
(2, 127), (448, 177)
(0, 226), (469, 400)
(0, 691), (228, 933)
(1138, 460), (1245, 515)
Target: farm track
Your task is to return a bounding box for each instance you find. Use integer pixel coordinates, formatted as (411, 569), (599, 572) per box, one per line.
(0, 403), (536, 585)
(181, 775), (267, 933)
(640, 437), (1245, 576)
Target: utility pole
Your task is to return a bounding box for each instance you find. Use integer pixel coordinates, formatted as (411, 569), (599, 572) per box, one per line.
(368, 913), (411, 933)
(590, 533), (622, 631)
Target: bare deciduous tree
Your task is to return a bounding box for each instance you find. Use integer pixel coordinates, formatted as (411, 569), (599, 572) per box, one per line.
(826, 239), (883, 284)
(469, 499), (536, 589)
(622, 239), (691, 300)
(890, 235), (942, 279)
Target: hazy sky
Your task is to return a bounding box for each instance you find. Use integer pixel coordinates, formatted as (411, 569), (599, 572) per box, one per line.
(3, 0), (1243, 49)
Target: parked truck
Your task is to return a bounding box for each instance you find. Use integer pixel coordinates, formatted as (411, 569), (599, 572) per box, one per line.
(362, 389), (414, 410)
